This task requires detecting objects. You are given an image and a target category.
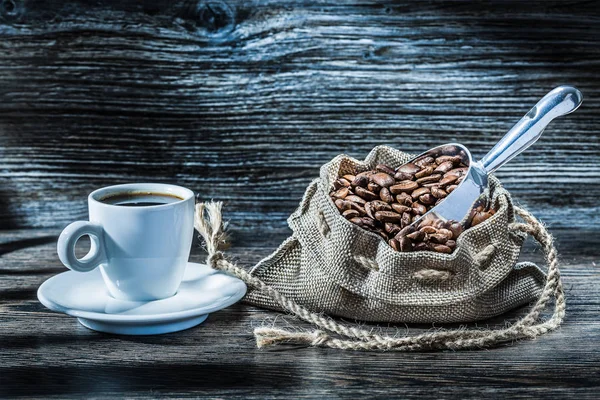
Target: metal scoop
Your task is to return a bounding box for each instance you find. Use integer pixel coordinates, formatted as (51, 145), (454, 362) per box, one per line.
(409, 86), (583, 226)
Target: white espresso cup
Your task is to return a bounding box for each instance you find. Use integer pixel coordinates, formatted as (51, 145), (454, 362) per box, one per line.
(57, 183), (195, 301)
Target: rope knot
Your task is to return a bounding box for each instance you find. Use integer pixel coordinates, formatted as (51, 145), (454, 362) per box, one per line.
(195, 201), (229, 256)
(311, 330), (329, 346)
(207, 251), (225, 268)
(474, 244), (496, 269)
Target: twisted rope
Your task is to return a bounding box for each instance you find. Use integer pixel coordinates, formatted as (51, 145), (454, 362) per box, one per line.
(412, 268), (454, 282)
(195, 202), (564, 351)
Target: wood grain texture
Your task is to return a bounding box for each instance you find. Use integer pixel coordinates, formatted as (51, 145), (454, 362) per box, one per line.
(0, 0), (599, 230)
(1, 227), (600, 398)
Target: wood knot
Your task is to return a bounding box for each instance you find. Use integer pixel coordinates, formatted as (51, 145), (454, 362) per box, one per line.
(0, 0), (23, 22)
(190, 0), (235, 36)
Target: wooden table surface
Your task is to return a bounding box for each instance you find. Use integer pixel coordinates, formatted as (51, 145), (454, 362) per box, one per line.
(1, 0), (600, 398)
(2, 227), (600, 398)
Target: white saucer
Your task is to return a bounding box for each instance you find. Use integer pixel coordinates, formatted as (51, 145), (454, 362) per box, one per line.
(37, 262), (247, 335)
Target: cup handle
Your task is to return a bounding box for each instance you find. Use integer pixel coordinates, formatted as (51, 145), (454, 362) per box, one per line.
(57, 221), (107, 272)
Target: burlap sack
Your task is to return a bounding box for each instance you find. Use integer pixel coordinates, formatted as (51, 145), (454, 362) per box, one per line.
(244, 145), (546, 324)
(195, 145), (564, 351)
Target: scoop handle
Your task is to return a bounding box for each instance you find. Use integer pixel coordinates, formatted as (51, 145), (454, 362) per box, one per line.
(480, 86), (583, 174)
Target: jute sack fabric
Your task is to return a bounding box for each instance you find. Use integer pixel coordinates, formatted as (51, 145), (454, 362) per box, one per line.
(194, 145), (565, 351)
(245, 146), (545, 324)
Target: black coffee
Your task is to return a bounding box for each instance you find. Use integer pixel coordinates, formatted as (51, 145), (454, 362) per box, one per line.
(101, 192), (184, 207)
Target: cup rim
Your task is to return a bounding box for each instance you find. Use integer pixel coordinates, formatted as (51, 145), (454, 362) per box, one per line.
(89, 183), (194, 209)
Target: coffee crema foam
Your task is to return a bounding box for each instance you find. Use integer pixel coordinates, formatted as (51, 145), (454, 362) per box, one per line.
(100, 192), (184, 207)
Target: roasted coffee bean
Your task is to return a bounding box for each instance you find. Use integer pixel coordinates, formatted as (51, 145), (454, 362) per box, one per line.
(411, 187), (430, 199)
(374, 211), (402, 223)
(384, 222), (402, 235)
(396, 163), (420, 175)
(331, 187), (350, 199)
(398, 236), (413, 252)
(396, 192), (413, 206)
(448, 222), (463, 239)
(428, 233), (448, 244)
(414, 166), (434, 179)
(416, 174), (442, 185)
(342, 209), (360, 219)
(365, 200), (392, 219)
(354, 186), (379, 200)
(431, 244), (452, 254)
(367, 182), (381, 193)
(349, 217), (363, 226)
(406, 230), (425, 241)
(345, 195), (367, 205)
(437, 228), (454, 240)
(433, 219), (446, 229)
(418, 216), (435, 226)
(419, 193), (436, 205)
(376, 164), (396, 176)
(446, 184), (458, 193)
(364, 203), (375, 219)
(394, 171), (414, 181)
(351, 174), (369, 187)
(419, 225), (437, 234)
(438, 175), (458, 187)
(412, 202), (427, 215)
(414, 242), (429, 252)
(444, 167), (468, 177)
(391, 204), (411, 214)
(389, 239), (400, 252)
(395, 225), (415, 239)
(335, 199), (352, 211)
(434, 161), (454, 174)
(401, 212), (412, 228)
(390, 181), (419, 194)
(371, 200), (393, 211)
(435, 155), (462, 165)
(334, 178), (351, 189)
(370, 172), (395, 188)
(380, 187), (394, 203)
(361, 217), (377, 229)
(471, 211), (492, 227)
(414, 156), (434, 168)
(342, 174), (356, 182)
(431, 187), (447, 199)
(446, 240), (456, 249)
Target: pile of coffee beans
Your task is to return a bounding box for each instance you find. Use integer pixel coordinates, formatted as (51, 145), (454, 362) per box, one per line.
(391, 216), (463, 254)
(330, 154), (496, 253)
(467, 202), (497, 228)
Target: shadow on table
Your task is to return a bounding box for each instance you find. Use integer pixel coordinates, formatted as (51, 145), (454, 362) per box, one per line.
(0, 360), (304, 397)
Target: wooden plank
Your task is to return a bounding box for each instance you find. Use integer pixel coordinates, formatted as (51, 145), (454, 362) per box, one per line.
(0, 227), (599, 398)
(1, 0), (599, 229)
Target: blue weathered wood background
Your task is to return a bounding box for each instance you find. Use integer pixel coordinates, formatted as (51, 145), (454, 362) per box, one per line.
(1, 0), (598, 231)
